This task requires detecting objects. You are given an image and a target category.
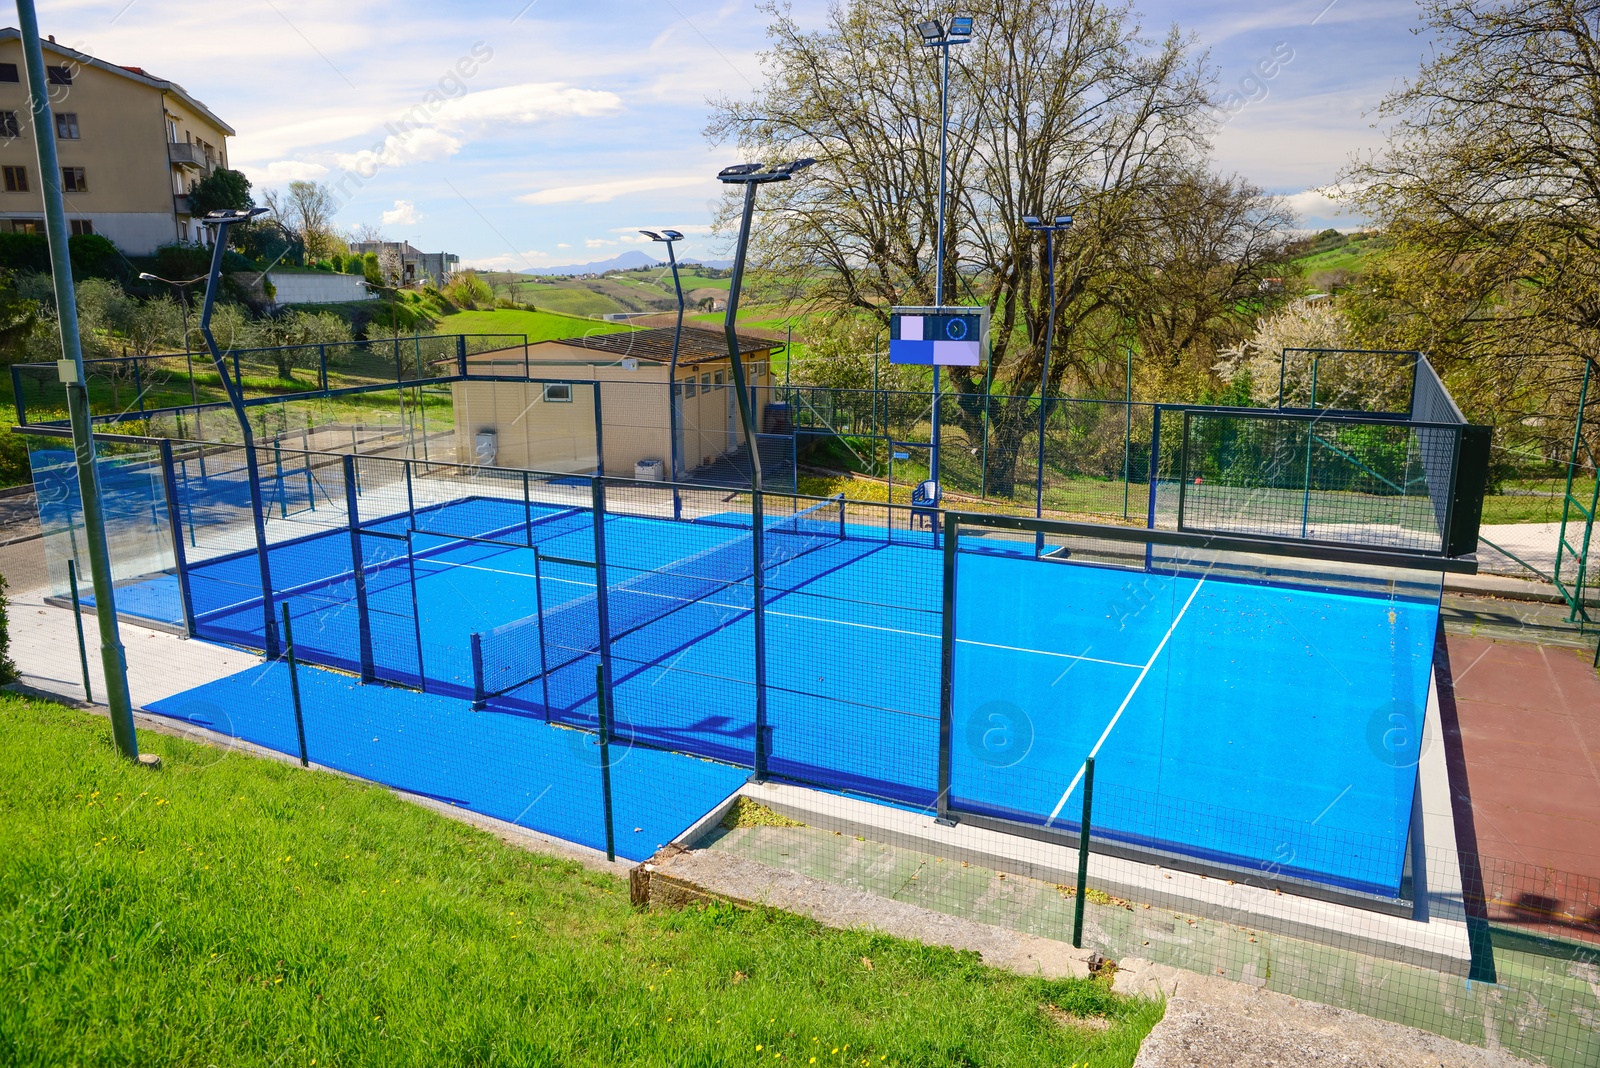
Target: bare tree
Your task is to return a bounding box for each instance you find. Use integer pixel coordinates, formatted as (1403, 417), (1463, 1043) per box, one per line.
(709, 0), (1279, 492)
(265, 180), (342, 262)
(1342, 0), (1600, 452)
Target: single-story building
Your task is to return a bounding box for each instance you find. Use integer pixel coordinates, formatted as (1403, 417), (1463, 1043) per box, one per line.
(451, 326), (782, 477)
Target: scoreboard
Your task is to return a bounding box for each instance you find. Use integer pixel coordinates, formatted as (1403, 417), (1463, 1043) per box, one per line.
(889, 306), (988, 367)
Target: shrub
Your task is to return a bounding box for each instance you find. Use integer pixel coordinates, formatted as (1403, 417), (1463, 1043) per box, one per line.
(0, 571), (14, 683)
(0, 232), (122, 279)
(152, 242), (212, 281)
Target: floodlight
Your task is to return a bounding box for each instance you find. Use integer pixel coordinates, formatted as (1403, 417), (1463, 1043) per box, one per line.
(200, 206), (268, 226)
(662, 229), (684, 240)
(948, 16), (973, 36)
(916, 19), (943, 42)
(719, 162), (764, 178)
(639, 229), (663, 241)
(1021, 216), (1041, 228)
(1055, 215), (1073, 226)
(770, 157), (817, 175)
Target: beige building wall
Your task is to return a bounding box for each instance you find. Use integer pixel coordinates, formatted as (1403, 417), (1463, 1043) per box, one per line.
(453, 344), (773, 478)
(0, 32), (233, 252)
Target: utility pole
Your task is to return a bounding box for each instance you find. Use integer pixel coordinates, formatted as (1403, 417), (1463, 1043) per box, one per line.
(16, 0), (143, 760)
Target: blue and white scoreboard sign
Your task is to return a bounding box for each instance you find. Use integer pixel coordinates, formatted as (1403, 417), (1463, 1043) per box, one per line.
(889, 306), (989, 367)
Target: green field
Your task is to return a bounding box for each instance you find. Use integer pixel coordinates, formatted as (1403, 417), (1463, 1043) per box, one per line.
(0, 695), (1161, 1066)
(432, 308), (637, 343)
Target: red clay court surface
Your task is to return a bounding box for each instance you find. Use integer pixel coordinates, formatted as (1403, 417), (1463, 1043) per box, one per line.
(1439, 633), (1600, 944)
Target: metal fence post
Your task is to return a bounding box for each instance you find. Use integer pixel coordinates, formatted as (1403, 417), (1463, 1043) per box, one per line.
(282, 602), (308, 768)
(522, 471), (533, 546)
(157, 440), (196, 637)
(936, 509), (958, 823)
(534, 548), (552, 721)
(590, 478), (616, 721)
(405, 529), (427, 691)
(342, 455), (375, 683)
(318, 343), (328, 392)
(595, 664), (616, 863)
(1072, 755), (1095, 948)
(456, 335), (468, 377)
(67, 559), (92, 703)
(470, 633), (486, 710)
(11, 365), (25, 426)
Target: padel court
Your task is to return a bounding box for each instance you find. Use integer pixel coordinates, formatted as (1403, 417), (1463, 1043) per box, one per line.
(123, 490), (1442, 899)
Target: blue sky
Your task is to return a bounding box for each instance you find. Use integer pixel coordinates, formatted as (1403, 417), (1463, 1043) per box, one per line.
(51, 0), (1428, 268)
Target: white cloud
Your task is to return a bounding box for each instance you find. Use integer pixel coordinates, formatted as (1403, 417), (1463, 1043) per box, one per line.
(519, 174), (713, 205)
(430, 82), (623, 128)
(247, 159), (331, 183)
(1281, 187), (1372, 228)
(585, 238), (616, 248)
(610, 224), (713, 235)
(335, 128), (463, 175)
(556, 243), (571, 249)
(382, 199), (423, 226)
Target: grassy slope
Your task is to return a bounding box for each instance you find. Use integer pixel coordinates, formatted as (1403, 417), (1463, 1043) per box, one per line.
(432, 308), (638, 343)
(0, 696), (1161, 1068)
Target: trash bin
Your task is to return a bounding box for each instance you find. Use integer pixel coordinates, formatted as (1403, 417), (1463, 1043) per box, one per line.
(474, 429), (497, 467)
(763, 402), (793, 435)
(635, 458), (664, 481)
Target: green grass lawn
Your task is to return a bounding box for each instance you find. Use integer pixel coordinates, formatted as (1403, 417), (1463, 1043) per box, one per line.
(0, 695), (1161, 1067)
(432, 308), (637, 343)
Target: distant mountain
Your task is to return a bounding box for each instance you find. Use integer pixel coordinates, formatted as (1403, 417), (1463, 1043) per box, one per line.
(522, 251), (660, 276)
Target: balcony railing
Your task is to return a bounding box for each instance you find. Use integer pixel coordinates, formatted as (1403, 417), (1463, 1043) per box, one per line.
(172, 194), (192, 216)
(167, 141), (211, 170)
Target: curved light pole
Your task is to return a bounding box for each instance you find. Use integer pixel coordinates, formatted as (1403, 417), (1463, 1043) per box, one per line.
(717, 158), (815, 780)
(138, 271), (204, 406)
(17, 0), (139, 756)
(1022, 214), (1073, 543)
(640, 229), (687, 511)
(915, 14), (973, 486)
(199, 206), (281, 657)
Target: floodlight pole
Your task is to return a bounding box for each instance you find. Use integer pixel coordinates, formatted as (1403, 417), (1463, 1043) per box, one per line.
(718, 160), (813, 779)
(725, 180), (769, 778)
(918, 19), (971, 486)
(199, 209), (280, 657)
(1023, 215), (1072, 541)
(16, 0), (138, 757)
(643, 229), (687, 516)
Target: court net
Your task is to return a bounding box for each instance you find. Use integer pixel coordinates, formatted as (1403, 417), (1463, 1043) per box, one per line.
(471, 495), (847, 703)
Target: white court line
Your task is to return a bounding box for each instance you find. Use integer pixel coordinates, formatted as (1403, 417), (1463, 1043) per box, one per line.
(958, 638), (1142, 670)
(1046, 576), (1208, 827)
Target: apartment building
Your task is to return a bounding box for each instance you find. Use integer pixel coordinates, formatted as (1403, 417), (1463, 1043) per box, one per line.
(0, 29), (234, 253)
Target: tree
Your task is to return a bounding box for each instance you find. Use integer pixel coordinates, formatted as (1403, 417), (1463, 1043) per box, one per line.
(265, 181), (343, 262)
(1342, 0), (1600, 457)
(707, 0), (1285, 493)
(188, 167), (254, 216)
(378, 246), (404, 288)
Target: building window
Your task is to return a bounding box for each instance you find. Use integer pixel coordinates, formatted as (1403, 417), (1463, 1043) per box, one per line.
(700, 373), (710, 390)
(55, 113), (78, 139)
(61, 167), (86, 193)
(714, 371), (724, 389)
(0, 112), (18, 138)
(70, 219), (93, 236)
(8, 219), (39, 234)
(0, 64), (17, 83)
(542, 383), (572, 403)
(46, 66), (71, 86)
(685, 379), (697, 399)
(3, 166), (27, 193)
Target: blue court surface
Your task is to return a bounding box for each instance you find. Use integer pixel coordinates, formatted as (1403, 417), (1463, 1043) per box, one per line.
(127, 493), (1439, 898)
(146, 660), (749, 863)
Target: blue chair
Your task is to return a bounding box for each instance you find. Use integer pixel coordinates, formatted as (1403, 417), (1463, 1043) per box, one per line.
(910, 479), (942, 531)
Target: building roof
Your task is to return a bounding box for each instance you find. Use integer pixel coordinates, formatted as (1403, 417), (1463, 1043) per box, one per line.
(532, 326), (779, 367)
(0, 29), (236, 136)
